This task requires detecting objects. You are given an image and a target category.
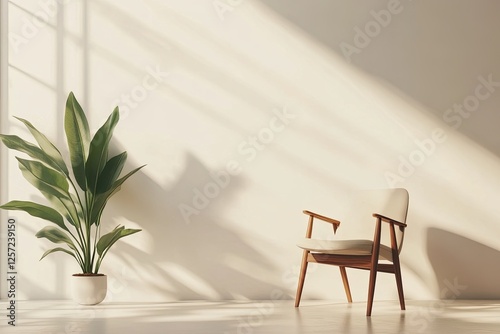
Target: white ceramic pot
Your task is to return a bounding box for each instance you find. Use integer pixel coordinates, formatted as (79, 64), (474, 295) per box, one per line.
(71, 274), (107, 305)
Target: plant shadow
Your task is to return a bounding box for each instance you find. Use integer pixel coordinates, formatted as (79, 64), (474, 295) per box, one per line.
(102, 149), (287, 301)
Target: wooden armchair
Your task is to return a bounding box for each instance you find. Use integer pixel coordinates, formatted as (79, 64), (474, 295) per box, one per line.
(294, 188), (409, 316)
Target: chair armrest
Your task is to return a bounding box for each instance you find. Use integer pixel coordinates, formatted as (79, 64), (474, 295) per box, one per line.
(303, 210), (341, 226)
(372, 213), (407, 228)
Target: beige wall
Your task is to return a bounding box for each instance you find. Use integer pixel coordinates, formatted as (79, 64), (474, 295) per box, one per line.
(1, 0), (499, 301)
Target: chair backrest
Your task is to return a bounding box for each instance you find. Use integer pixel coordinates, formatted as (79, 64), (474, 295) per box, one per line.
(342, 188), (409, 253)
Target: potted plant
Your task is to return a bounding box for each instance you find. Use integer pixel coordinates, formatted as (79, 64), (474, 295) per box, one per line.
(0, 92), (145, 305)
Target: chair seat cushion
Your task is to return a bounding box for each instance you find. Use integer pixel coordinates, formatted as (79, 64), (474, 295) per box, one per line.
(297, 238), (393, 261)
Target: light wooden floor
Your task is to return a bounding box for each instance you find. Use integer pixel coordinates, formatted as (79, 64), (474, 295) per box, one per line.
(1, 300), (499, 333)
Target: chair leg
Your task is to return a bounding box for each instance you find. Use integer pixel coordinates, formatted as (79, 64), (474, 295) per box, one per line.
(339, 266), (352, 303)
(366, 264), (378, 316)
(393, 254), (406, 311)
(367, 219), (382, 316)
(295, 250), (309, 307)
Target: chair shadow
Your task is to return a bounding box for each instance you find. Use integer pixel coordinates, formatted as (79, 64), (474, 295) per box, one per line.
(426, 227), (500, 299)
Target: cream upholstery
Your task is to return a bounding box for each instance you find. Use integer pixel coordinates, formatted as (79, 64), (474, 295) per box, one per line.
(298, 188), (409, 259)
(297, 238), (394, 261)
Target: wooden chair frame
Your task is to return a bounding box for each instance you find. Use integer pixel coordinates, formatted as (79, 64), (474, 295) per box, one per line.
(295, 210), (408, 316)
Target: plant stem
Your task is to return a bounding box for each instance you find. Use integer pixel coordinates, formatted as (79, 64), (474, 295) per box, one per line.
(91, 220), (100, 274)
(84, 191), (93, 273)
(67, 177), (89, 273)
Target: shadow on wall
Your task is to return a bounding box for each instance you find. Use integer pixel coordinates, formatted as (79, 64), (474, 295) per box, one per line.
(427, 227), (500, 299)
(102, 148), (288, 300)
(256, 0), (500, 158)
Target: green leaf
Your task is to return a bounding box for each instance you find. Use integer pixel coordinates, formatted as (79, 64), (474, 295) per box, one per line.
(40, 247), (77, 261)
(17, 158), (69, 199)
(44, 192), (81, 229)
(35, 226), (78, 252)
(95, 225), (141, 273)
(86, 108), (120, 195)
(91, 164), (146, 225)
(0, 200), (67, 231)
(15, 158), (81, 228)
(14, 117), (69, 175)
(96, 152), (127, 194)
(0, 134), (66, 174)
(65, 92), (90, 191)
(96, 226), (141, 257)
